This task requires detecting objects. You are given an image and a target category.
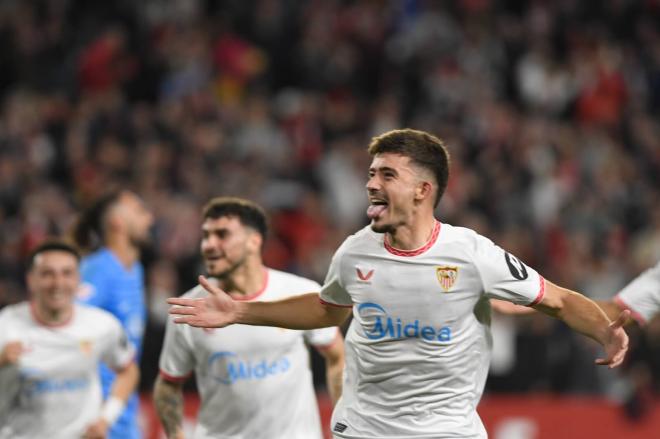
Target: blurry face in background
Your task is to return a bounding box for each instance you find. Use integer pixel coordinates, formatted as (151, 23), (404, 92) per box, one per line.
(200, 216), (261, 279)
(110, 191), (155, 248)
(27, 251), (80, 315)
(366, 153), (426, 233)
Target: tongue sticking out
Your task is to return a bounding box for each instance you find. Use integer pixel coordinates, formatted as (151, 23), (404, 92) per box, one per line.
(367, 204), (387, 220)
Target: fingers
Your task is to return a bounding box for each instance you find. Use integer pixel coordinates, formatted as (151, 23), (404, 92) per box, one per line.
(198, 275), (220, 295)
(610, 309), (631, 329)
(169, 306), (198, 316)
(167, 297), (197, 306)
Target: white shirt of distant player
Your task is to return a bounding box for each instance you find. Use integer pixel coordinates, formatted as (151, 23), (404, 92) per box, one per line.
(159, 268), (339, 439)
(615, 260), (660, 325)
(0, 302), (135, 439)
(321, 222), (544, 439)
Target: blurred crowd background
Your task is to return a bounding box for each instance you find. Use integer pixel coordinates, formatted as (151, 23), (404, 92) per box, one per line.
(1, 0), (659, 418)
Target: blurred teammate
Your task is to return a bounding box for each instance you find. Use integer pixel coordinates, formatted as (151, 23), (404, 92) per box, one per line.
(72, 190), (154, 439)
(154, 197), (344, 439)
(169, 129), (629, 439)
(0, 241), (139, 439)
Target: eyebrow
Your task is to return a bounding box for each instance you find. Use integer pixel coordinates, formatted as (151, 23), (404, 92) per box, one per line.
(369, 166), (399, 174)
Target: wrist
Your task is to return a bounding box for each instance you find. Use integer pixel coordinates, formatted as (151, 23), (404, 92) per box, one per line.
(234, 301), (248, 324)
(101, 396), (125, 425)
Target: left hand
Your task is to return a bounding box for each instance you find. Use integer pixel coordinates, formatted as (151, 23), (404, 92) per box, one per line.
(595, 310), (630, 369)
(82, 419), (109, 439)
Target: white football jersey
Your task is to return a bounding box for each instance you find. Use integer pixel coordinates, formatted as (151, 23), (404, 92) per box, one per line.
(320, 222), (544, 439)
(615, 260), (660, 325)
(159, 268), (340, 439)
(0, 302), (135, 439)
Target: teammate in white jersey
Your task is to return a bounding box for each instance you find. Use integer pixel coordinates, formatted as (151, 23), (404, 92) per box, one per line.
(0, 240), (139, 439)
(168, 129), (629, 438)
(154, 197), (344, 439)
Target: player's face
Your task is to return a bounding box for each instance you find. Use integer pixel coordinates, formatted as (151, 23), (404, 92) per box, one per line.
(27, 251), (80, 314)
(366, 153), (421, 233)
(116, 192), (154, 247)
(200, 216), (260, 278)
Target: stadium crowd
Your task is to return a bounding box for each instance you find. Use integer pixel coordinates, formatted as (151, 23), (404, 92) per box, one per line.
(0, 0), (659, 412)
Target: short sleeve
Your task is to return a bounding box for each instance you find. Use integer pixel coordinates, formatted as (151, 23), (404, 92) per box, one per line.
(304, 326), (340, 349)
(473, 234), (544, 306)
(615, 262), (660, 325)
(100, 316), (136, 371)
(319, 244), (353, 307)
(158, 318), (195, 382)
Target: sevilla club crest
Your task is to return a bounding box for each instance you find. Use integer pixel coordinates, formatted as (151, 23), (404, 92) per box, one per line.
(436, 266), (458, 292)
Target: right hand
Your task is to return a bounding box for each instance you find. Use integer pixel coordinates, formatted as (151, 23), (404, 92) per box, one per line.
(167, 276), (239, 328)
(0, 341), (23, 367)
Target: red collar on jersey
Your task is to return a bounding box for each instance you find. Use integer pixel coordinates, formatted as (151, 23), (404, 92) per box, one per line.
(384, 220), (441, 257)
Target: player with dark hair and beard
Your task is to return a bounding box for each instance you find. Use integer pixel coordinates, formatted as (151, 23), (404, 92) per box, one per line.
(72, 190), (154, 439)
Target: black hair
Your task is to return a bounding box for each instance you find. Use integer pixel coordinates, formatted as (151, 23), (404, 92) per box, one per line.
(27, 240), (81, 270)
(202, 197), (268, 240)
(70, 191), (122, 252)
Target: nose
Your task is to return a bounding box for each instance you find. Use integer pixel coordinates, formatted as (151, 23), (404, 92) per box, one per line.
(366, 175), (380, 193)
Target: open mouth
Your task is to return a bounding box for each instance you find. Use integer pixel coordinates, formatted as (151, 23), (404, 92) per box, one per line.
(367, 199), (388, 220)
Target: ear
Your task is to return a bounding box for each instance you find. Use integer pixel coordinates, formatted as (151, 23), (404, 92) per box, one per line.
(415, 181), (434, 202)
(246, 232), (263, 254)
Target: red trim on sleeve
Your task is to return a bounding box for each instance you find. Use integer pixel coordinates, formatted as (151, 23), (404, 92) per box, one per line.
(313, 329), (342, 352)
(384, 221), (441, 257)
(319, 298), (353, 308)
(528, 276), (546, 307)
(614, 296), (646, 325)
(159, 369), (192, 383)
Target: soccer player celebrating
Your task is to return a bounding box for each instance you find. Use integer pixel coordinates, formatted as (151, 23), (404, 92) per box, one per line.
(169, 129), (628, 438)
(0, 241), (139, 439)
(72, 190), (154, 439)
(154, 197), (344, 439)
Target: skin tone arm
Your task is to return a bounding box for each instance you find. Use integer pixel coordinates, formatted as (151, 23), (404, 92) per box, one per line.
(532, 280), (629, 368)
(491, 298), (638, 327)
(316, 335), (345, 406)
(168, 276), (352, 330)
(83, 362), (140, 439)
(153, 376), (185, 439)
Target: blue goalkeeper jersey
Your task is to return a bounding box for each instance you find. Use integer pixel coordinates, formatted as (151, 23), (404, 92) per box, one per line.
(79, 247), (146, 439)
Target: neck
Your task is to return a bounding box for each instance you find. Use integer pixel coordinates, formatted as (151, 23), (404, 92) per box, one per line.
(386, 213), (437, 250)
(33, 302), (72, 326)
(217, 259), (267, 298)
(105, 233), (139, 269)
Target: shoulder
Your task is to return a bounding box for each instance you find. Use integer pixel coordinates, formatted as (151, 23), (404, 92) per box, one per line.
(438, 223), (492, 252)
(0, 302), (29, 323)
(267, 268), (322, 293)
(75, 303), (123, 330)
(334, 226), (381, 258)
(80, 249), (114, 278)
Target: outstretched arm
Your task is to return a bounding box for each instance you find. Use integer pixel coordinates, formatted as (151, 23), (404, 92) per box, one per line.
(153, 375), (185, 439)
(533, 280), (629, 368)
(168, 276), (352, 329)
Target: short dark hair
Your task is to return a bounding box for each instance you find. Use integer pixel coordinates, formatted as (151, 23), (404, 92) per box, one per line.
(70, 190), (122, 252)
(28, 240), (81, 270)
(367, 129), (450, 207)
(202, 197), (268, 240)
